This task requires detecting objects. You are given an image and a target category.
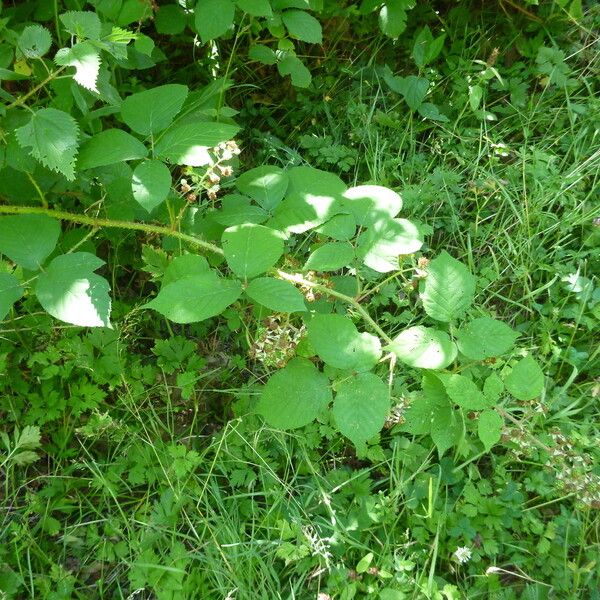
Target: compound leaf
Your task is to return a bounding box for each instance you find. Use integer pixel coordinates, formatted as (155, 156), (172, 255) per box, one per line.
(235, 165), (289, 211)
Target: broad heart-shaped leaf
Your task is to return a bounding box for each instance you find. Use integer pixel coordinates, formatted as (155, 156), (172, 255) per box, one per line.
(35, 253), (112, 328)
(154, 121), (239, 166)
(144, 270), (242, 324)
(195, 0), (235, 43)
(504, 356), (544, 400)
(213, 195), (268, 226)
(0, 214), (60, 270)
(132, 159), (172, 212)
(342, 185), (402, 227)
(121, 84), (189, 136)
(437, 373), (492, 410)
(332, 372), (389, 448)
(456, 317), (519, 360)
(0, 273), (23, 321)
(307, 314), (382, 372)
(77, 129), (148, 170)
(54, 41), (101, 92)
(245, 277), (307, 313)
(15, 108), (79, 180)
(387, 326), (457, 369)
(478, 409), (503, 451)
(235, 166), (289, 211)
(281, 10), (323, 44)
(162, 254), (210, 287)
(258, 358), (331, 429)
(356, 218), (423, 272)
(316, 213), (356, 241)
(419, 251), (476, 322)
(222, 224), (284, 280)
(304, 242), (354, 272)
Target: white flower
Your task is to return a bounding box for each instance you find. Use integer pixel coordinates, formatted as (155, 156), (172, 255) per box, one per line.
(453, 546), (472, 564)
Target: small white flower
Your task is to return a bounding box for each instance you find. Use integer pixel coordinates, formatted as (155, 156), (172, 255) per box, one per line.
(453, 546), (472, 564)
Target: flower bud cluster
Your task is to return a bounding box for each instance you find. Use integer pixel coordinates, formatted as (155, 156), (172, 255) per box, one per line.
(249, 316), (305, 368)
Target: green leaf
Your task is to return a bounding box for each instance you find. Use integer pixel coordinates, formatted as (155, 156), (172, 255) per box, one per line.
(195, 0), (235, 43)
(55, 41), (101, 92)
(0, 215), (60, 270)
(222, 224), (284, 279)
(316, 214), (356, 241)
(342, 185), (402, 226)
(258, 357), (331, 429)
(419, 251), (476, 322)
(60, 11), (102, 39)
(478, 409), (503, 450)
(17, 425), (41, 449)
(213, 195), (269, 226)
(384, 73), (429, 110)
(456, 317), (519, 360)
(237, 0), (273, 17)
(417, 103), (449, 122)
(387, 326), (457, 370)
(505, 356), (544, 400)
(132, 159), (171, 212)
(400, 379), (447, 435)
(438, 374), (492, 410)
(483, 373), (504, 403)
(235, 165), (289, 211)
(430, 404), (461, 456)
(304, 242), (354, 272)
(245, 277), (307, 312)
(77, 129), (148, 170)
(0, 273), (23, 321)
(249, 44), (277, 65)
(277, 53), (312, 87)
(281, 10), (322, 43)
(15, 108), (79, 180)
(144, 271), (242, 323)
(379, 0), (414, 38)
(162, 254), (210, 287)
(154, 121), (239, 166)
(18, 25), (52, 58)
(307, 314), (382, 372)
(332, 372), (389, 447)
(36, 253), (112, 328)
(356, 218), (423, 272)
(155, 4), (187, 34)
(121, 84), (189, 136)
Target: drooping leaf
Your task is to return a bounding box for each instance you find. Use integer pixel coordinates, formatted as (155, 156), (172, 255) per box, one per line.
(155, 121), (239, 166)
(384, 73), (429, 110)
(356, 218), (423, 272)
(307, 313), (382, 372)
(419, 251), (476, 322)
(132, 159), (172, 212)
(0, 273), (24, 321)
(379, 0), (415, 38)
(36, 252), (112, 328)
(15, 108), (79, 180)
(504, 356), (544, 400)
(222, 224), (284, 279)
(245, 277), (307, 313)
(144, 270), (242, 323)
(195, 0), (235, 43)
(55, 41), (101, 91)
(438, 373), (492, 410)
(277, 54), (312, 88)
(235, 166), (289, 211)
(17, 25), (52, 58)
(258, 357), (331, 429)
(304, 242), (354, 272)
(0, 214), (60, 270)
(281, 10), (322, 44)
(387, 326), (456, 370)
(342, 185), (402, 227)
(77, 129), (148, 170)
(478, 409), (503, 451)
(456, 317), (519, 360)
(249, 44), (277, 65)
(121, 84), (189, 136)
(213, 195), (269, 226)
(332, 372), (389, 447)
